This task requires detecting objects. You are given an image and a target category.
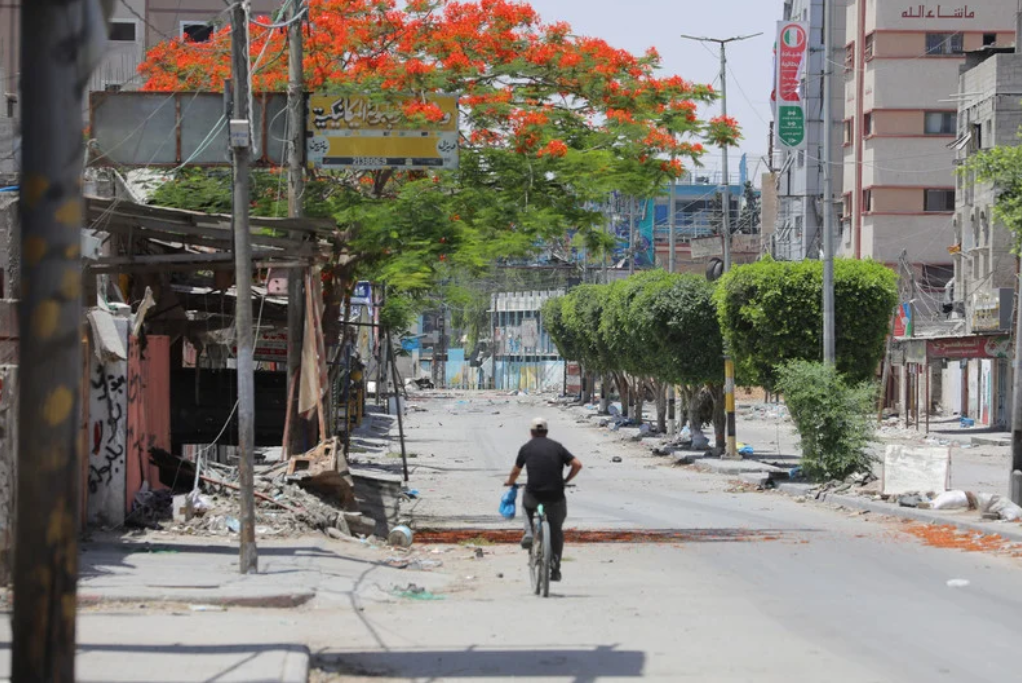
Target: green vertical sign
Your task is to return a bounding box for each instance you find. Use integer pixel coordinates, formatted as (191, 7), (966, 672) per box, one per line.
(777, 105), (805, 148)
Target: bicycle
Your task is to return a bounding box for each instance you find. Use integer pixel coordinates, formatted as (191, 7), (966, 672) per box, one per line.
(527, 503), (552, 598)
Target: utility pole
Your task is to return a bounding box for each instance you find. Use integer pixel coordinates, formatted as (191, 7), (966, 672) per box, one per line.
(14, 2), (111, 678)
(286, 0), (306, 455)
(681, 31), (761, 460)
(668, 180), (677, 435)
(231, 0), (258, 574)
(822, 0), (836, 365)
(15, 0), (115, 677)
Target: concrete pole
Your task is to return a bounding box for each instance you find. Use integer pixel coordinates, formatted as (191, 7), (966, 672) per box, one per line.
(667, 180), (677, 434)
(719, 40), (738, 460)
(822, 0), (836, 365)
(679, 32), (760, 459)
(231, 1), (258, 574)
(13, 1), (103, 676)
(285, 0), (306, 455)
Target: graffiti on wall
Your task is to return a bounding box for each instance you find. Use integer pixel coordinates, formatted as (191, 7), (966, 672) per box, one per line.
(87, 317), (129, 527)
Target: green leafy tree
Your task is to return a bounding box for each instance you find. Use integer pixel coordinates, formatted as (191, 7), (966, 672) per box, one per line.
(715, 257), (898, 390)
(776, 361), (878, 481)
(633, 272), (724, 441)
(141, 0), (728, 330)
(961, 142), (1022, 251)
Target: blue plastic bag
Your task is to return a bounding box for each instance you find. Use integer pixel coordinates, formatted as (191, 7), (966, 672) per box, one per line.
(499, 485), (519, 519)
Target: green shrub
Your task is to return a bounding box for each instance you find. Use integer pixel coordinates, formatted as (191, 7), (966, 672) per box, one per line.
(775, 361), (878, 481)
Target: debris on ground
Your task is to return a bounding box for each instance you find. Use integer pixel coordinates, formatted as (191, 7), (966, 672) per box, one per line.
(145, 443), (376, 539)
(392, 583), (444, 600)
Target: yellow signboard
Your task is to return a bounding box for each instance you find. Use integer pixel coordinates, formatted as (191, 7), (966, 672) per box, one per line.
(306, 94), (459, 170)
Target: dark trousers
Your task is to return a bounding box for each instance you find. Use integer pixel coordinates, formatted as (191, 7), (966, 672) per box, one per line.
(522, 491), (568, 572)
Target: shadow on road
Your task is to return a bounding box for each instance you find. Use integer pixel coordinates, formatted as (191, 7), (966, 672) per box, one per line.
(315, 645), (645, 680)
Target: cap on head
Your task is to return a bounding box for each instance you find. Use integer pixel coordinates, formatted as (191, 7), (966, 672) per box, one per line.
(530, 417), (548, 432)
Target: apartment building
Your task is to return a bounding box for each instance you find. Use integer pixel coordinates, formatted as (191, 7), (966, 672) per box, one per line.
(0, 1), (278, 171)
(772, 0), (846, 262)
(928, 45), (1022, 427)
(841, 0), (1017, 277)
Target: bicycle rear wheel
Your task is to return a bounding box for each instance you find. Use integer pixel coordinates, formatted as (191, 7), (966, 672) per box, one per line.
(540, 519), (552, 598)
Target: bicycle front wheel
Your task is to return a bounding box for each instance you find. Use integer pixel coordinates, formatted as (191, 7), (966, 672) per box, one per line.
(529, 525), (542, 595)
(540, 519), (552, 597)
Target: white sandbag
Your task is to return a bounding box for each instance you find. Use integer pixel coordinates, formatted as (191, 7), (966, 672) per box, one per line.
(931, 490), (970, 510)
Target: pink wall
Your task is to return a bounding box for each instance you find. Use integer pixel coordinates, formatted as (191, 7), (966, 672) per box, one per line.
(126, 335), (171, 514)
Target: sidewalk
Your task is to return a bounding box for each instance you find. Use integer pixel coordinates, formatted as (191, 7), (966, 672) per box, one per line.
(1, 533), (455, 683)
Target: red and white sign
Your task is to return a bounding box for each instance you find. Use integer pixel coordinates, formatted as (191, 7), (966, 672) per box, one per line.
(927, 335), (1010, 360)
(775, 21), (808, 150)
(776, 22), (808, 102)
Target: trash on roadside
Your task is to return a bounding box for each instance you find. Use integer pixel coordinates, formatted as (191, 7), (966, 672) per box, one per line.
(384, 557), (411, 569)
(393, 583), (444, 600)
(960, 417), (975, 428)
(931, 490), (970, 510)
(946, 579), (970, 588)
(388, 525), (414, 548)
(226, 516), (240, 533)
(611, 456), (623, 463)
(897, 494), (927, 508)
(737, 443), (754, 456)
(189, 604), (226, 612)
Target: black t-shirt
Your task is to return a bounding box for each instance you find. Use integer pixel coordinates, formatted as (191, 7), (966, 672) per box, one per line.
(515, 436), (576, 503)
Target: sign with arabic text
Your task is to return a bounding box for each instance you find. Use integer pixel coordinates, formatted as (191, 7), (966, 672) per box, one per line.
(900, 5), (976, 20)
(927, 335), (1009, 360)
(775, 22), (808, 150)
(306, 94), (459, 170)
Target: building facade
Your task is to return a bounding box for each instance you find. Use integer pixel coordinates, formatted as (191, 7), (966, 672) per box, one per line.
(646, 175), (761, 273)
(841, 0), (1017, 274)
(0, 1), (277, 171)
(935, 46), (1022, 427)
(772, 0), (846, 262)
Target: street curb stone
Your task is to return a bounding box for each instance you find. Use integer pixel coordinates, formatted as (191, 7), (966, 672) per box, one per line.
(776, 482), (1022, 544)
(73, 590), (316, 609)
(281, 645), (312, 683)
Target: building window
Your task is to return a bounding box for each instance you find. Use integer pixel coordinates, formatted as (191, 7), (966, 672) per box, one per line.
(863, 189), (872, 213)
(108, 20), (137, 42)
(972, 122), (983, 150)
(843, 120), (852, 144)
(863, 112), (873, 136)
(864, 33), (875, 59)
(924, 189), (955, 212)
(845, 44), (855, 71)
(182, 21), (216, 43)
(925, 32), (964, 55)
(924, 111), (956, 135)
(797, 150), (805, 168)
(983, 33), (998, 47)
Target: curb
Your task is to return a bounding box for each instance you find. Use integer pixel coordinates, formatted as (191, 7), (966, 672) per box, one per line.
(75, 590), (316, 609)
(776, 482), (1022, 544)
(280, 645), (312, 683)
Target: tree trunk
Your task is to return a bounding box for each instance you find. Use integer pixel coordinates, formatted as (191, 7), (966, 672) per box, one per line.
(710, 384), (726, 451)
(599, 373), (610, 414)
(614, 372), (630, 418)
(632, 377), (644, 425)
(655, 381), (667, 433)
(581, 368), (593, 404)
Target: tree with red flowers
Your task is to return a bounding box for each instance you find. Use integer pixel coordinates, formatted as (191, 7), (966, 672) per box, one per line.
(141, 0), (733, 321)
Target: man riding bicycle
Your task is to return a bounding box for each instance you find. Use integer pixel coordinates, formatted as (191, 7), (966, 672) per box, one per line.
(504, 417), (583, 582)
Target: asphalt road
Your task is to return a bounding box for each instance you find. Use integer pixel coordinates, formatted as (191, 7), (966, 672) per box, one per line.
(315, 392), (1022, 682)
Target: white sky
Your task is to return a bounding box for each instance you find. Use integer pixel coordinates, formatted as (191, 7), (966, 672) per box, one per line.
(526, 0), (779, 182)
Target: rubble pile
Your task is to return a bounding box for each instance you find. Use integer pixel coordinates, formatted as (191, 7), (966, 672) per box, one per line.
(147, 439), (374, 538)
